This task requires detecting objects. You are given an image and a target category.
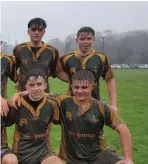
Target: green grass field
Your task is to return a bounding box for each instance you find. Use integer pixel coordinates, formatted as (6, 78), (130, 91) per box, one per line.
(6, 70), (148, 164)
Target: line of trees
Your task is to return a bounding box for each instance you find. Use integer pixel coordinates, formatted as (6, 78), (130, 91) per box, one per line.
(2, 30), (148, 64)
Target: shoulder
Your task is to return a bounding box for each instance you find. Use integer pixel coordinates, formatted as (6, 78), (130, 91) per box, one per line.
(14, 42), (28, 49)
(93, 98), (104, 109)
(60, 51), (75, 63)
(44, 44), (60, 59)
(1, 53), (13, 64)
(45, 44), (58, 52)
(56, 95), (72, 105)
(94, 51), (108, 64)
(45, 93), (72, 103)
(61, 51), (75, 58)
(96, 100), (110, 110)
(0, 53), (5, 58)
(93, 99), (110, 117)
(46, 95), (58, 105)
(13, 42), (28, 52)
(1, 53), (8, 59)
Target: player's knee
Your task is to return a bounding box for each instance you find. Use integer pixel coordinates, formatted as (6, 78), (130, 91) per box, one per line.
(41, 155), (64, 164)
(2, 153), (18, 164)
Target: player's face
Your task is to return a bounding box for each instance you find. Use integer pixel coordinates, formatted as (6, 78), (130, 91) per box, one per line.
(76, 32), (95, 53)
(28, 25), (45, 43)
(26, 76), (47, 101)
(72, 80), (93, 101)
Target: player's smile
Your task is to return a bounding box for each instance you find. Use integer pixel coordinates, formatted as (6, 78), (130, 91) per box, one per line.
(72, 80), (92, 101)
(26, 76), (47, 101)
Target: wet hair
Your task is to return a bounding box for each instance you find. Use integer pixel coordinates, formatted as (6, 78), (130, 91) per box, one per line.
(72, 69), (95, 82)
(77, 26), (95, 38)
(28, 17), (47, 29)
(26, 64), (47, 81)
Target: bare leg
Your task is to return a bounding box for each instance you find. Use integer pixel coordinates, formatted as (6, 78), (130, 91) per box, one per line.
(41, 155), (64, 164)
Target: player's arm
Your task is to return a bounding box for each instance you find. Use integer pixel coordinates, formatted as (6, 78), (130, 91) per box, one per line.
(51, 49), (69, 83)
(51, 100), (60, 125)
(60, 55), (68, 73)
(1, 113), (16, 128)
(101, 103), (133, 164)
(1, 128), (10, 154)
(55, 95), (69, 125)
(10, 91), (29, 108)
(1, 100), (17, 128)
(114, 124), (133, 164)
(12, 46), (22, 90)
(0, 95), (9, 117)
(12, 46), (21, 69)
(101, 56), (117, 111)
(8, 58), (18, 83)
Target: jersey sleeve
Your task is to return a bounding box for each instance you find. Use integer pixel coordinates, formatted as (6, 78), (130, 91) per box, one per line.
(52, 100), (60, 124)
(1, 128), (9, 148)
(13, 45), (21, 69)
(51, 49), (63, 78)
(1, 107), (17, 128)
(56, 95), (69, 106)
(9, 59), (18, 83)
(101, 56), (114, 81)
(4, 55), (17, 83)
(60, 55), (67, 72)
(99, 102), (123, 128)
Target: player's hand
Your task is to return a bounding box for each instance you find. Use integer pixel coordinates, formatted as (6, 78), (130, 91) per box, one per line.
(12, 93), (21, 109)
(11, 55), (16, 64)
(110, 104), (118, 111)
(12, 91), (29, 108)
(0, 96), (9, 116)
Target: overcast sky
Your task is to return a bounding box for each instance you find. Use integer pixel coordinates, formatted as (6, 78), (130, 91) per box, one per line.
(1, 1), (148, 44)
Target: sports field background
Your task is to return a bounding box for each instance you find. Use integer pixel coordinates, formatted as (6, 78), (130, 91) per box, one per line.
(6, 70), (148, 164)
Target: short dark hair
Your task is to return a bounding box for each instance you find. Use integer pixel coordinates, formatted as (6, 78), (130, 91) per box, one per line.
(28, 17), (47, 29)
(26, 64), (47, 81)
(72, 69), (95, 82)
(77, 26), (95, 38)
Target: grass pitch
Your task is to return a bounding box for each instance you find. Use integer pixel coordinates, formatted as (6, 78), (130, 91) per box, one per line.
(6, 70), (148, 164)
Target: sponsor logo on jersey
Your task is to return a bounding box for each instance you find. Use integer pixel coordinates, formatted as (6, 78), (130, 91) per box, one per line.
(70, 68), (76, 74)
(20, 118), (28, 126)
(42, 61), (50, 66)
(89, 115), (99, 123)
(66, 112), (72, 121)
(92, 66), (98, 73)
(68, 131), (96, 140)
(22, 59), (28, 65)
(24, 133), (46, 140)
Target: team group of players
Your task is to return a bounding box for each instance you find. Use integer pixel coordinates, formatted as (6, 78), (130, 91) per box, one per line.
(1, 18), (133, 164)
